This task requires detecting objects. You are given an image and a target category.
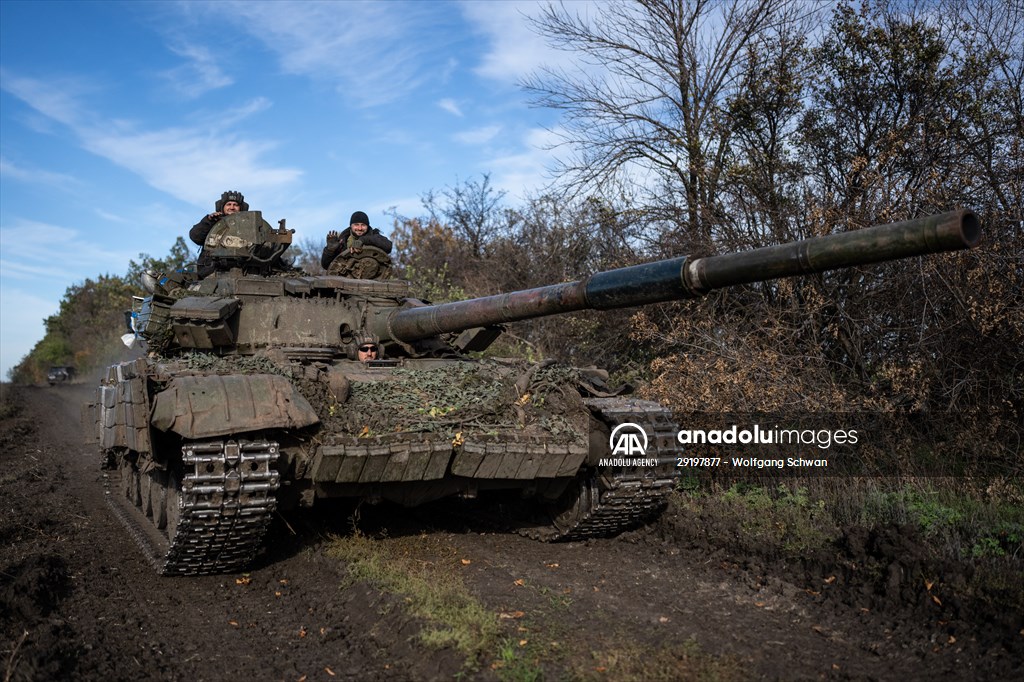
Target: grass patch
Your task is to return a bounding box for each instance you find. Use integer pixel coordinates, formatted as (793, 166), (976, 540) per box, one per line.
(0, 394), (22, 420)
(671, 477), (1024, 615)
(675, 477), (1024, 563)
(576, 639), (743, 682)
(492, 636), (545, 682)
(327, 531), (500, 669)
(855, 479), (1024, 560)
(675, 481), (840, 556)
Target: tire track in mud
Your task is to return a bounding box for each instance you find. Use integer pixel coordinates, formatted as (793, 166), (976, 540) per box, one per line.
(3, 385), (1019, 681)
(2, 386), (464, 681)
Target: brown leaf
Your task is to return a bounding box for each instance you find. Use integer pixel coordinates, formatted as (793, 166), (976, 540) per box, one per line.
(460, 558), (471, 565)
(499, 611), (525, 619)
(299, 626), (307, 638)
(824, 575), (836, 584)
(925, 579), (935, 591)
(228, 620), (239, 627)
(235, 575), (251, 586)
(931, 594), (942, 606)
(514, 579), (525, 586)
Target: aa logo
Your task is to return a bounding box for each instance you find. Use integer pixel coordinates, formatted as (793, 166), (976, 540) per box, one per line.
(609, 423), (648, 457)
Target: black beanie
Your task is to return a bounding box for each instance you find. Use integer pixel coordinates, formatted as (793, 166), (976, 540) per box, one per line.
(350, 211), (370, 227)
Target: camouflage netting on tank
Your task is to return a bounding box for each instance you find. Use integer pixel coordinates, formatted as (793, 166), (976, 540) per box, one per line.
(172, 352), (286, 375)
(336, 361), (587, 440)
(162, 354), (586, 441)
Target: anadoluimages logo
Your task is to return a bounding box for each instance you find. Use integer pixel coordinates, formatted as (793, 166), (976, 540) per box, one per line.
(609, 422), (648, 457)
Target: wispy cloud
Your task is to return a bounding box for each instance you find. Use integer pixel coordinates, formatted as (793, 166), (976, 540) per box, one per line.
(0, 70), (96, 126)
(159, 43), (233, 98)
(84, 128), (300, 206)
(460, 1), (575, 84)
(2, 74), (300, 208)
(454, 125), (501, 146)
(0, 157), (82, 188)
(485, 126), (563, 199)
(438, 98), (463, 117)
(0, 218), (137, 279)
(183, 1), (450, 107)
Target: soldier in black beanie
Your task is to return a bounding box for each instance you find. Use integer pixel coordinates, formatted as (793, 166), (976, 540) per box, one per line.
(321, 210), (393, 270)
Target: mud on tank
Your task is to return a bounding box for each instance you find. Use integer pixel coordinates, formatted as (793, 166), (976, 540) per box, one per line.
(85, 208), (981, 575)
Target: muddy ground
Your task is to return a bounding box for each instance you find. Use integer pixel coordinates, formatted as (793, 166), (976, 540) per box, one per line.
(1, 384), (1020, 681)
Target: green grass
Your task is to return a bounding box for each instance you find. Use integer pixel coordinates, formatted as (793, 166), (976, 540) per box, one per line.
(677, 482), (840, 556)
(327, 532), (500, 669)
(856, 481), (1024, 560)
(492, 637), (544, 682)
(675, 476), (1024, 563)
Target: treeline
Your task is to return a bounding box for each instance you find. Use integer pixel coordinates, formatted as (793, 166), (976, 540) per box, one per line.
(12, 1), (1021, 462)
(8, 238), (193, 385)
(382, 0), (1022, 461)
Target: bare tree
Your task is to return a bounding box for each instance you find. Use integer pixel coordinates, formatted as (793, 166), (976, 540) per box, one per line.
(422, 174), (509, 259)
(523, 0), (815, 244)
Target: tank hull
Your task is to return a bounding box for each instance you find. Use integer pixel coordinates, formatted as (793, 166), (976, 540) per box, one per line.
(89, 355), (678, 575)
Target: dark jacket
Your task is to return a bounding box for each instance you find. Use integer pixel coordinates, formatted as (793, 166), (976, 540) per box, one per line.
(320, 227), (393, 269)
(190, 213), (224, 278)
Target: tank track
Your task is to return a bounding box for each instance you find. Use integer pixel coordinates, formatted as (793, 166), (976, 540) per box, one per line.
(105, 439), (280, 576)
(520, 398), (680, 541)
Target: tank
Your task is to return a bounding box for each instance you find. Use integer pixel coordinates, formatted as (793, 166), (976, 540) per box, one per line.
(86, 209), (982, 575)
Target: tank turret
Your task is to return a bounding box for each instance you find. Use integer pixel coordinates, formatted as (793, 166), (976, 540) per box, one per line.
(90, 209), (981, 575)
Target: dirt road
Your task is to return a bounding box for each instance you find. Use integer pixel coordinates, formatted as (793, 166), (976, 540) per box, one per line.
(2, 385), (1019, 680)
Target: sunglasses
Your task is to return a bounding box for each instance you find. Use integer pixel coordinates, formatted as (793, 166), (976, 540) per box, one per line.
(359, 345), (378, 352)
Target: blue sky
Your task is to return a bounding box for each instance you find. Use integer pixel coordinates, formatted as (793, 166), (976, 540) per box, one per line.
(0, 0), (578, 378)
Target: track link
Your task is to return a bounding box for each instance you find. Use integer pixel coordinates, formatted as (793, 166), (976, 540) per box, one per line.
(521, 398), (680, 541)
(105, 439), (281, 576)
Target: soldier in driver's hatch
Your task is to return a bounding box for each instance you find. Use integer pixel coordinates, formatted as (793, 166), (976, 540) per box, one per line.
(320, 211), (394, 270)
(190, 190), (248, 278)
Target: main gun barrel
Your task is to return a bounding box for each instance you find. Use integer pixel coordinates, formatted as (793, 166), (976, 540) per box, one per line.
(385, 209), (981, 343)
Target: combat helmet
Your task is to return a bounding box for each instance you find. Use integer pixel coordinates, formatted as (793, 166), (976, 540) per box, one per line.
(215, 190), (249, 212)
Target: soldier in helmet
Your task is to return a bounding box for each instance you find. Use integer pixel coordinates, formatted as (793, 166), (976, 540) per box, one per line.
(352, 331), (381, 363)
(190, 190), (249, 277)
(321, 211), (394, 278)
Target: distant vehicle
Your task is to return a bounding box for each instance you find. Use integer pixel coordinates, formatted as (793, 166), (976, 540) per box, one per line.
(47, 366), (75, 386)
